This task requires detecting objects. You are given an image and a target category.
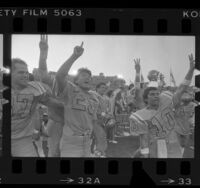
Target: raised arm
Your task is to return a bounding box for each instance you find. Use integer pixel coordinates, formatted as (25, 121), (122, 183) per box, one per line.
(34, 35), (53, 87)
(133, 58), (144, 108)
(33, 82), (64, 115)
(173, 54), (195, 108)
(134, 58), (141, 85)
(35, 92), (64, 121)
(39, 35), (48, 72)
(55, 42), (84, 94)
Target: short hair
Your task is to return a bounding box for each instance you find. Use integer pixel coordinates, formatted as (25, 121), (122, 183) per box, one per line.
(77, 68), (91, 76)
(12, 58), (27, 71)
(96, 82), (106, 90)
(143, 87), (158, 104)
(128, 83), (134, 90)
(74, 67), (92, 83)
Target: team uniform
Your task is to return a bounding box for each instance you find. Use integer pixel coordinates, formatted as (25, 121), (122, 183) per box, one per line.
(97, 94), (110, 118)
(46, 78), (64, 157)
(90, 91), (110, 125)
(175, 101), (196, 157)
(111, 89), (125, 136)
(130, 91), (183, 158)
(32, 68), (53, 88)
(31, 107), (46, 157)
(89, 91), (110, 154)
(59, 81), (106, 157)
(32, 69), (64, 157)
(11, 81), (49, 157)
(109, 89), (121, 115)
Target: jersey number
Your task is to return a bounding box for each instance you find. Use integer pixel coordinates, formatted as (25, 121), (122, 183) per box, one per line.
(72, 94), (86, 111)
(12, 94), (34, 119)
(150, 107), (175, 138)
(150, 117), (167, 138)
(161, 107), (176, 130)
(72, 94), (95, 115)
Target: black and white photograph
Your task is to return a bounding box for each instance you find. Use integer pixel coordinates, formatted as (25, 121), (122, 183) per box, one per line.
(0, 35), (3, 156)
(0, 34), (6, 157)
(11, 34), (199, 158)
(0, 35), (2, 156)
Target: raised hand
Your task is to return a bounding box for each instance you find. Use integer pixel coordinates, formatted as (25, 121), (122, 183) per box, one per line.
(188, 53), (195, 70)
(73, 42), (84, 58)
(134, 58), (141, 73)
(39, 35), (48, 63)
(39, 35), (48, 72)
(39, 35), (48, 52)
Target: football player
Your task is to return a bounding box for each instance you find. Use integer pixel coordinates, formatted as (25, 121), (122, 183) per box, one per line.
(55, 42), (107, 157)
(11, 58), (62, 157)
(130, 54), (195, 158)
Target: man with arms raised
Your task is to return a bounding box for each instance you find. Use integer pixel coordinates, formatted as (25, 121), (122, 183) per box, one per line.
(130, 54), (195, 158)
(56, 42), (107, 157)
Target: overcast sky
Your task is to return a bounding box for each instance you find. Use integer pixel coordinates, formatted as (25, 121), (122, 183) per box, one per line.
(11, 35), (198, 85)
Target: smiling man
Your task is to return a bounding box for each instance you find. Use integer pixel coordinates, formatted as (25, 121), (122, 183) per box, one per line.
(11, 58), (63, 157)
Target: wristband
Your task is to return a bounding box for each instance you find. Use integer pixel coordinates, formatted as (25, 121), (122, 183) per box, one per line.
(140, 148), (149, 154)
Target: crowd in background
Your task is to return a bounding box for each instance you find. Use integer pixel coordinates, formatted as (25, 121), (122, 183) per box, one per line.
(8, 35), (200, 158)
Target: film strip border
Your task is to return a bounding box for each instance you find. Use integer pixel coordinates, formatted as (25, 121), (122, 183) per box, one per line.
(0, 8), (198, 35)
(2, 159), (195, 185)
(0, 8), (199, 185)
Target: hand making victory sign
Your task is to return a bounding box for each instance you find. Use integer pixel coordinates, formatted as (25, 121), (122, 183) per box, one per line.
(134, 58), (141, 73)
(38, 34), (49, 74)
(188, 53), (195, 70)
(39, 34), (48, 61)
(172, 53), (196, 109)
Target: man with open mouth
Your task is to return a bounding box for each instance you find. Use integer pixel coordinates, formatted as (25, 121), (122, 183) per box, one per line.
(55, 42), (107, 157)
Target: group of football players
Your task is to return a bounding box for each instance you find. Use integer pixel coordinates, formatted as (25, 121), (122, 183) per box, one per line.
(129, 56), (197, 158)
(8, 35), (198, 158)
